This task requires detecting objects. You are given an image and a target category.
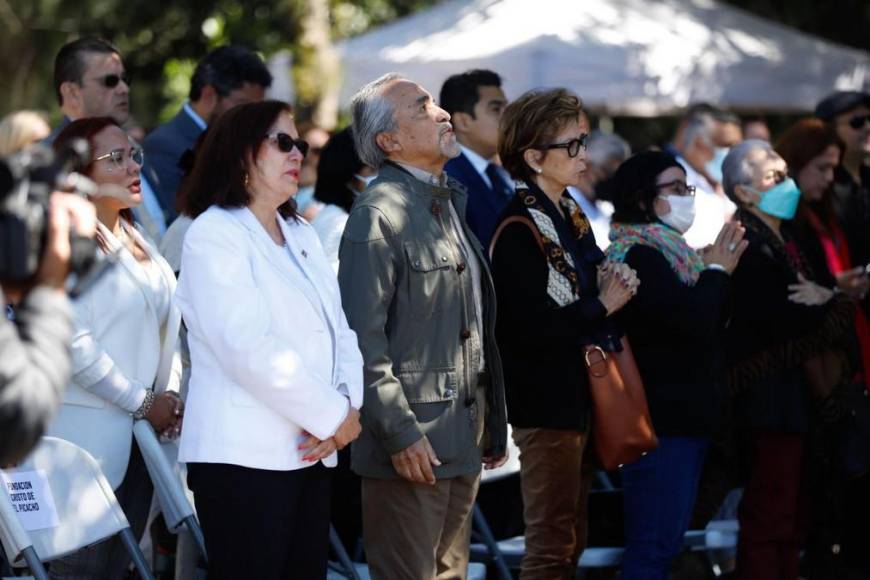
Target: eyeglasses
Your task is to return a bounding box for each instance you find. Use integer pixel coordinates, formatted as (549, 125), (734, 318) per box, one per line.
(265, 132), (309, 157)
(847, 114), (870, 130)
(94, 146), (143, 170)
(656, 179), (696, 197)
(89, 73), (131, 89)
(544, 134), (588, 158)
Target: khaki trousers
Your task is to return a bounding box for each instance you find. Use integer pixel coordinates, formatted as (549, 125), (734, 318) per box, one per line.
(362, 472), (481, 580)
(513, 428), (592, 580)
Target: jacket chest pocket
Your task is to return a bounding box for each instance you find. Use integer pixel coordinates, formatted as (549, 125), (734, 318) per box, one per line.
(404, 241), (454, 318)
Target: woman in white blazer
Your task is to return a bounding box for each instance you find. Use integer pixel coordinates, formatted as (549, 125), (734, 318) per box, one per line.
(175, 100), (363, 580)
(48, 118), (183, 578)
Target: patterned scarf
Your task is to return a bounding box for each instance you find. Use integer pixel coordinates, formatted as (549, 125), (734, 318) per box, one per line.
(606, 222), (704, 286)
(517, 185), (592, 307)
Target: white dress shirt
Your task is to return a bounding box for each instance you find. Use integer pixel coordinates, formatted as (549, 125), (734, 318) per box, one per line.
(677, 155), (736, 249)
(567, 186), (614, 250)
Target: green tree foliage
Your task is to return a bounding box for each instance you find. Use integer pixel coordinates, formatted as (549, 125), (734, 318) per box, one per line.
(0, 0), (440, 128)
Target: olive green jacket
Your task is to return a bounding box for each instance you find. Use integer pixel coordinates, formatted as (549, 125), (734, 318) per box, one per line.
(338, 161), (508, 479)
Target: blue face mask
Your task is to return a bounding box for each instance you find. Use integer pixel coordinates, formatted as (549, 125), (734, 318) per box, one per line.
(705, 147), (729, 183)
(755, 178), (801, 220)
(294, 186), (316, 212)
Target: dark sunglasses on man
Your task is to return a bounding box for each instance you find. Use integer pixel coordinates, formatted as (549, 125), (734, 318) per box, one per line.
(266, 132), (309, 158)
(847, 114), (870, 130)
(544, 133), (588, 158)
(91, 73), (131, 89)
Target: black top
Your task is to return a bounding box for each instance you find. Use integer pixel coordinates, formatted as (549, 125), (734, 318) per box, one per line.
(831, 164), (870, 267)
(726, 211), (853, 433)
(616, 245), (730, 437)
(490, 186), (614, 431)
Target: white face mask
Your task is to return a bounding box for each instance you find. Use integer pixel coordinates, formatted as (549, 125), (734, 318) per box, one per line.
(658, 194), (696, 234)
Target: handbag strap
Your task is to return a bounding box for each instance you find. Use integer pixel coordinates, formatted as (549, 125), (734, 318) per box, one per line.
(488, 215), (544, 260)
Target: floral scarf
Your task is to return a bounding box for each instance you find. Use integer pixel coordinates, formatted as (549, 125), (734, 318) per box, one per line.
(606, 222), (704, 286)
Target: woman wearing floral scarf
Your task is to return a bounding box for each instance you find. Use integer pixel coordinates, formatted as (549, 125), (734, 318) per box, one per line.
(606, 150), (747, 579)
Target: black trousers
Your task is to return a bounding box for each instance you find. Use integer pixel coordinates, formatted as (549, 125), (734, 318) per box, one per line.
(187, 462), (331, 580)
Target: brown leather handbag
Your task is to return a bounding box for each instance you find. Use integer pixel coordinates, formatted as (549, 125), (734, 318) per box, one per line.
(490, 215), (658, 470)
(584, 339), (658, 470)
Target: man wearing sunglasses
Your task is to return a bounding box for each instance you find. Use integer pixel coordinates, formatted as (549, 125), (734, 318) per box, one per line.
(144, 46), (272, 222)
(815, 91), (870, 267)
(45, 37), (167, 244)
(47, 37), (130, 144)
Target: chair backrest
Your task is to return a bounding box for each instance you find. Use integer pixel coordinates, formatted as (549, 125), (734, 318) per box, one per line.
(1, 437), (130, 563)
(0, 479), (35, 565)
(132, 421), (194, 530)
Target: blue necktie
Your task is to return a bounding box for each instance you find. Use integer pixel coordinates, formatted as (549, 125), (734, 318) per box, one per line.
(485, 163), (512, 198)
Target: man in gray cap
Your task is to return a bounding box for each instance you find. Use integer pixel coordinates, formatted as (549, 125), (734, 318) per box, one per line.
(815, 90), (870, 265)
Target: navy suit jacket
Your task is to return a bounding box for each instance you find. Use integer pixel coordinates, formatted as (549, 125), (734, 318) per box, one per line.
(444, 152), (512, 250)
(143, 107), (204, 221)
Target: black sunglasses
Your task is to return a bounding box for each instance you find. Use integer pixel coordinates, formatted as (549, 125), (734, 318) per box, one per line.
(544, 134), (588, 158)
(848, 114), (870, 130)
(266, 132), (309, 157)
(92, 73), (131, 89)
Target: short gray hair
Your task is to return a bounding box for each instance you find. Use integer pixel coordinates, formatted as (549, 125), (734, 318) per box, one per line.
(351, 72), (405, 169)
(586, 130), (630, 168)
(680, 112), (716, 150)
(721, 139), (775, 203)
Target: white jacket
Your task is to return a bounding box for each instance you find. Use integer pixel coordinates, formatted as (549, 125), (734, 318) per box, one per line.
(48, 221), (182, 488)
(175, 206), (363, 471)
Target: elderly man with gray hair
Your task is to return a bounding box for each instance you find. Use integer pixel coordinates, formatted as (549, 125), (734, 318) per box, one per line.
(337, 73), (508, 580)
(567, 130), (631, 249)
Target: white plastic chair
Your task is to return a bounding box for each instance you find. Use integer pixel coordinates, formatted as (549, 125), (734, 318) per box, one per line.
(132, 420), (207, 563)
(0, 437), (154, 579)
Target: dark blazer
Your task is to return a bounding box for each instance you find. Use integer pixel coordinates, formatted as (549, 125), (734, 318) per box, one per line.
(43, 116), (71, 146)
(445, 152), (511, 249)
(143, 107), (204, 221)
(617, 245), (730, 437)
(490, 189), (612, 431)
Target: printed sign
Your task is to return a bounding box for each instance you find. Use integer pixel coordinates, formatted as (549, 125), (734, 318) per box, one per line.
(2, 470), (60, 531)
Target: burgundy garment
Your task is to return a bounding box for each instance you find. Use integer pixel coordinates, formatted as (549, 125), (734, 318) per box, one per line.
(737, 432), (808, 580)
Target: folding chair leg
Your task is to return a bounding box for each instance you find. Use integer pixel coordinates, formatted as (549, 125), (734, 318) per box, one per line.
(329, 525), (360, 580)
(471, 504), (513, 580)
(119, 527), (155, 580)
(20, 546), (49, 580)
(183, 514), (208, 564)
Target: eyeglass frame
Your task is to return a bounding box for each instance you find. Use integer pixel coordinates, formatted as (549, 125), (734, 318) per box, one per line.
(655, 179), (696, 197)
(93, 145), (144, 169)
(543, 133), (588, 158)
(264, 132), (309, 158)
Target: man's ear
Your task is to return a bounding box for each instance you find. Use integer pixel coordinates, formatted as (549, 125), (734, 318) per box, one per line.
(522, 148), (544, 174)
(451, 111), (472, 134)
(733, 184), (758, 206)
(59, 82), (81, 110)
(376, 131), (401, 156)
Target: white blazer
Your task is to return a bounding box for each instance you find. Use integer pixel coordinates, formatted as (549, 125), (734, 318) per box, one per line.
(48, 221), (182, 489)
(175, 206), (363, 471)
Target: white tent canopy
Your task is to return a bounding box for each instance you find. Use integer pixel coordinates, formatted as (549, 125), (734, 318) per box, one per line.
(337, 0), (870, 115)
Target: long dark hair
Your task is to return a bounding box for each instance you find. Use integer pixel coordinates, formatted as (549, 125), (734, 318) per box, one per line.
(313, 127), (365, 213)
(609, 150), (683, 224)
(774, 118), (843, 226)
(180, 100), (297, 219)
(53, 116), (134, 224)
